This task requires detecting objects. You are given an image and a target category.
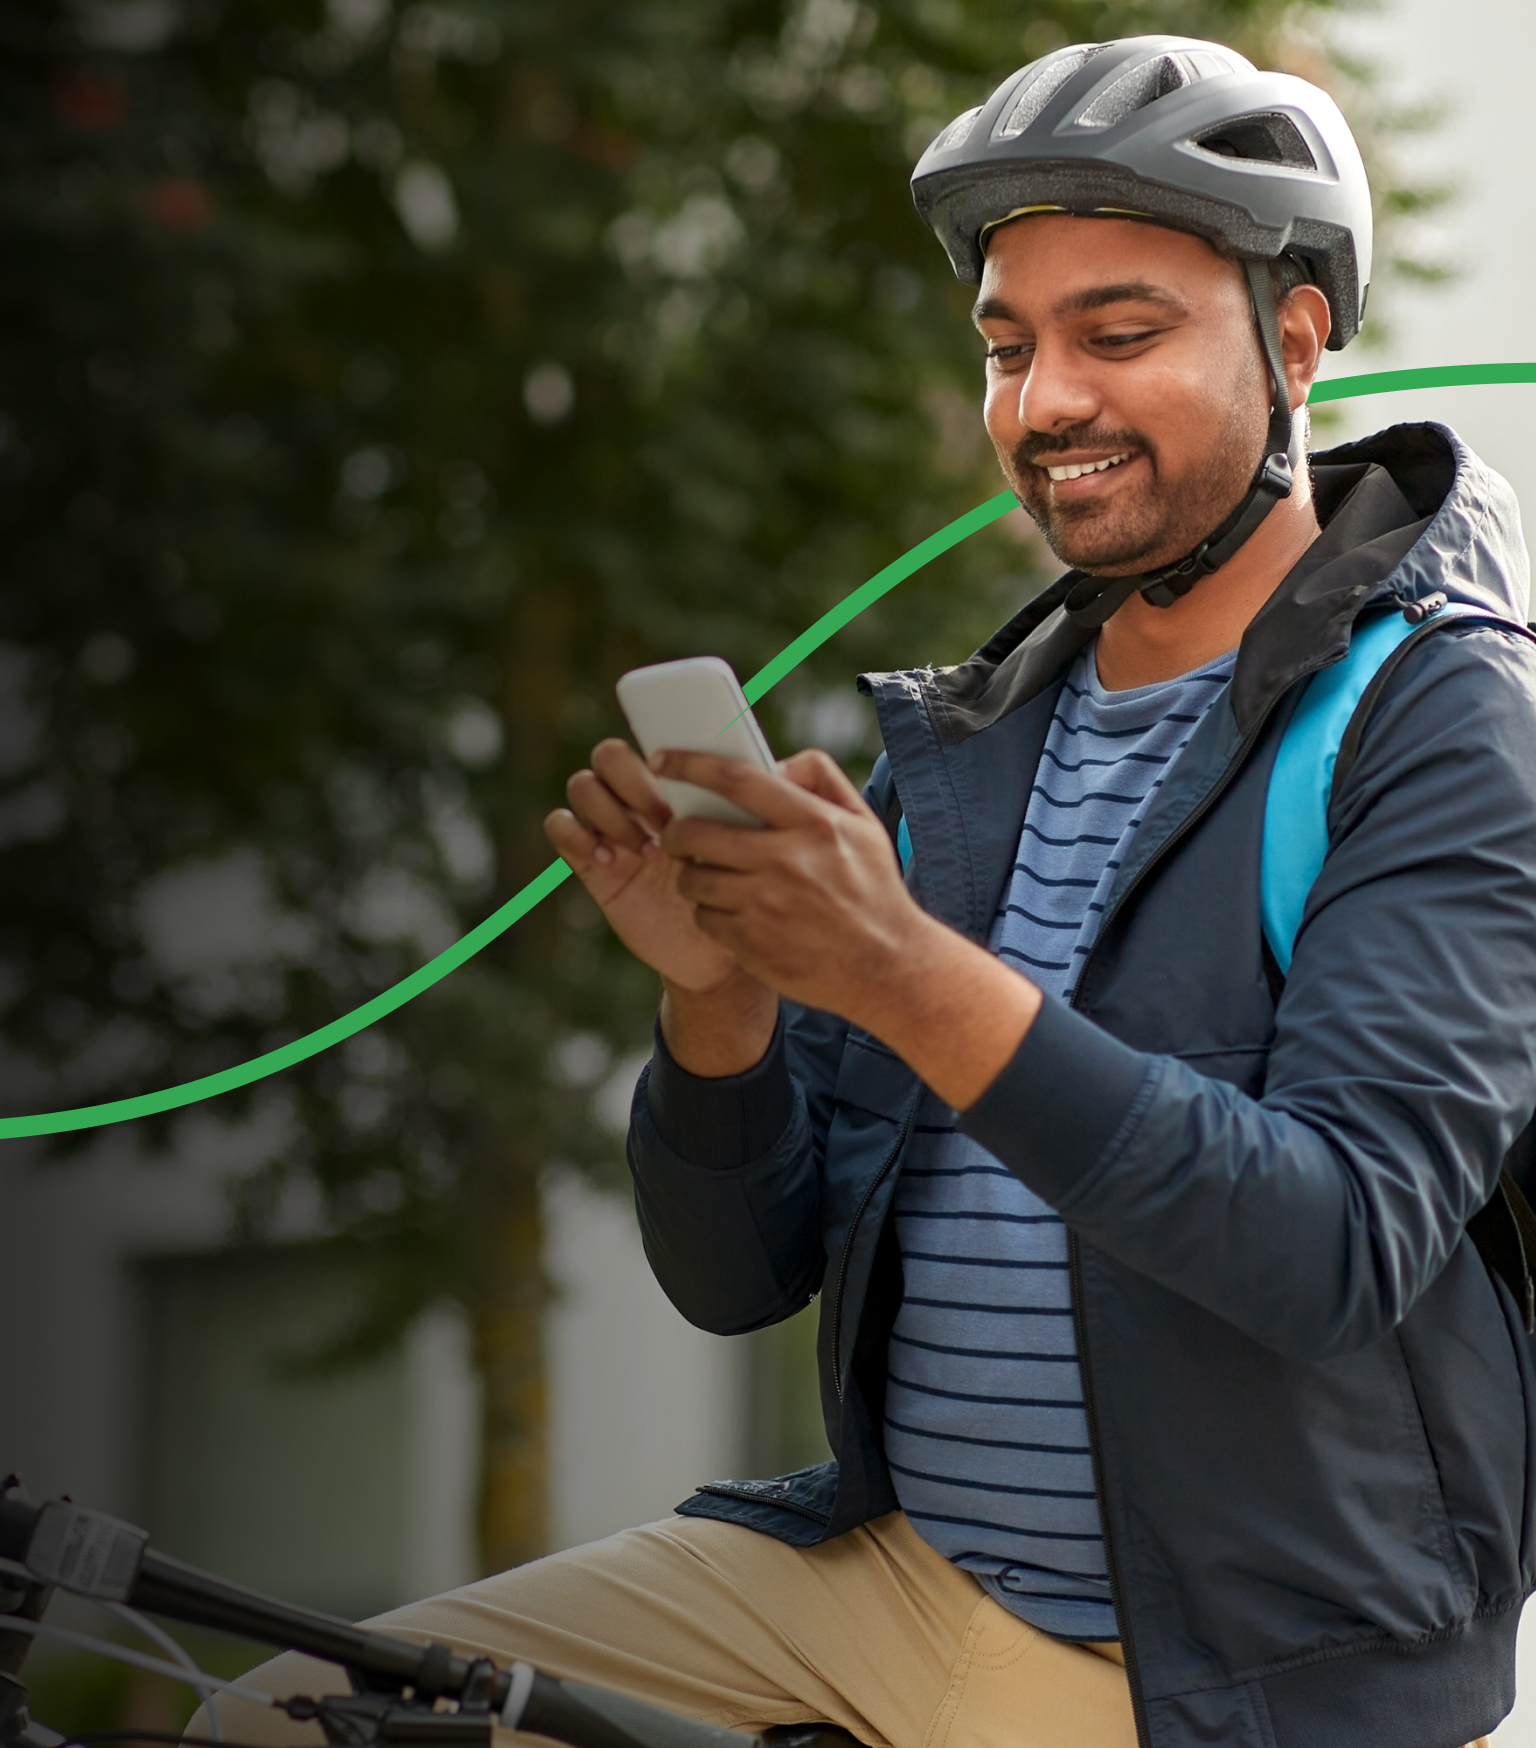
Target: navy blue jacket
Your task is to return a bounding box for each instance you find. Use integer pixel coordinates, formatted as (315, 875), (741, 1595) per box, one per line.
(626, 424), (1536, 1748)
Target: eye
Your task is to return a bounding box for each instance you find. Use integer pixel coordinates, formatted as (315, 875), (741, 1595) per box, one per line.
(1096, 326), (1165, 350)
(984, 342), (1031, 365)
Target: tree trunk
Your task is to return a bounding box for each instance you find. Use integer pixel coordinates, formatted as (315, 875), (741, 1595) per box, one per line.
(464, 572), (578, 1576)
(470, 1163), (548, 1575)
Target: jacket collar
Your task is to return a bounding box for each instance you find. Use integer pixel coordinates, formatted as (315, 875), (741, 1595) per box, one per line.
(1227, 454), (1427, 735)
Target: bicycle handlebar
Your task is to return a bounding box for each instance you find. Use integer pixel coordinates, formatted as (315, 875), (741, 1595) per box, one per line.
(0, 1479), (767, 1748)
(0, 1482), (487, 1702)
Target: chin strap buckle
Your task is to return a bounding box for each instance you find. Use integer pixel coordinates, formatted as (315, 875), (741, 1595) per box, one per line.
(1132, 440), (1295, 611)
(1257, 448), (1295, 500)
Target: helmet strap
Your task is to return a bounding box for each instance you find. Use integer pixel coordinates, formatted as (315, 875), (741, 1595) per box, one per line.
(1063, 257), (1299, 628)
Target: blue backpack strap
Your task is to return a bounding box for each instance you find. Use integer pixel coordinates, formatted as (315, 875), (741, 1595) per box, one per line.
(866, 751), (911, 869)
(1261, 599), (1507, 973)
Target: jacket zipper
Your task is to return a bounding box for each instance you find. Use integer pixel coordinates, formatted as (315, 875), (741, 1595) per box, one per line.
(694, 1483), (831, 1526)
(1061, 684), (1300, 1748)
(830, 1089), (920, 1400)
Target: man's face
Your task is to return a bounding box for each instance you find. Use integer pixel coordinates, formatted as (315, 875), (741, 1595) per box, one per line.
(975, 215), (1274, 576)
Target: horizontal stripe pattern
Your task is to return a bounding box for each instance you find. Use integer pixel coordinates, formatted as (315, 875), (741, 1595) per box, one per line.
(887, 642), (1235, 1643)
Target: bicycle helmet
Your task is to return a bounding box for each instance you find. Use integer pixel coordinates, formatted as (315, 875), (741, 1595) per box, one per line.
(910, 37), (1373, 623)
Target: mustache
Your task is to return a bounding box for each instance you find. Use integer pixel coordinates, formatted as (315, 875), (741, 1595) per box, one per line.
(1014, 424), (1149, 470)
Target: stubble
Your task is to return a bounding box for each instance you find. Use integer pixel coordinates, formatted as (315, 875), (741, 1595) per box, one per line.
(1002, 398), (1267, 575)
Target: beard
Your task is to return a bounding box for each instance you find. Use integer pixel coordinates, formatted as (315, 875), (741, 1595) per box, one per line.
(1002, 400), (1268, 575)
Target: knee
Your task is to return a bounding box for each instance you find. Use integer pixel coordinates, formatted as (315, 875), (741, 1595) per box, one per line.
(184, 1649), (347, 1748)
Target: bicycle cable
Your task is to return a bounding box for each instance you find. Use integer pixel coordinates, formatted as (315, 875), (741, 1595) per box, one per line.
(96, 1601), (223, 1743)
(0, 1616), (274, 1708)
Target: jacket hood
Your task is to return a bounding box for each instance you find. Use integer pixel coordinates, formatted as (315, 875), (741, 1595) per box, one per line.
(862, 423), (1530, 746)
(1318, 420), (1529, 621)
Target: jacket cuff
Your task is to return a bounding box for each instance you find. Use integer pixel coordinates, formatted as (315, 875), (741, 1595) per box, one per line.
(958, 993), (1155, 1208)
(644, 1007), (794, 1170)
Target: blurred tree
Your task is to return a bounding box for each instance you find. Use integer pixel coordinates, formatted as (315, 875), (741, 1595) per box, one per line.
(0, 0), (1433, 1574)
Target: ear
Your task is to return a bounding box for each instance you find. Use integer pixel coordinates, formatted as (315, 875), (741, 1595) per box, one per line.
(1278, 283), (1331, 412)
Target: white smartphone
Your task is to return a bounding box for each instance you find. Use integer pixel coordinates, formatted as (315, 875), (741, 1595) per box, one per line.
(615, 656), (776, 827)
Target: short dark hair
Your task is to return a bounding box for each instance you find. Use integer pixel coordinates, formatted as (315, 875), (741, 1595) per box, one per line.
(1269, 251), (1313, 301)
(1204, 233), (1313, 303)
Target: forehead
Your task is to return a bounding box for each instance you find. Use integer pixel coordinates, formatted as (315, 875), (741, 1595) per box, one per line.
(976, 213), (1243, 317)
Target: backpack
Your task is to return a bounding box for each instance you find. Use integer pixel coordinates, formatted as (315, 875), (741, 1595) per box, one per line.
(1263, 593), (1536, 1333)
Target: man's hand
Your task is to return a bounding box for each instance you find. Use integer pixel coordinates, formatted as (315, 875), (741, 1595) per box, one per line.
(545, 738), (737, 992)
(653, 748), (1043, 1109)
(654, 748), (923, 1018)
(543, 740), (778, 1077)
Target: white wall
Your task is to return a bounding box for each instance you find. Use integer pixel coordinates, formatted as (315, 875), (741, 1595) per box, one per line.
(1319, 0), (1536, 521)
(544, 1168), (743, 1552)
(0, 1135), (742, 1606)
(0, 1131), (232, 1519)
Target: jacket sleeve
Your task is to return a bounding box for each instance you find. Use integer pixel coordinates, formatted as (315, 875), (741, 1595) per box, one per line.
(626, 1002), (847, 1334)
(960, 624), (1536, 1360)
(622, 753), (901, 1335)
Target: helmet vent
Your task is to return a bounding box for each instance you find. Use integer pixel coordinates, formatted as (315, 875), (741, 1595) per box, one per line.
(1076, 54), (1189, 128)
(994, 46), (1099, 140)
(933, 104), (984, 153)
(1194, 112), (1318, 171)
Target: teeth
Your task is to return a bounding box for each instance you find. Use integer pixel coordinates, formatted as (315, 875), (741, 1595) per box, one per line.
(1045, 452), (1130, 482)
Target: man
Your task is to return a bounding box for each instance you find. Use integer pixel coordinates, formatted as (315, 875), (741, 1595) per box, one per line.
(220, 36), (1536, 1748)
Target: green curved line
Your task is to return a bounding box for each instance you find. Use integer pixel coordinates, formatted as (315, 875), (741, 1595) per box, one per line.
(0, 858), (578, 1140)
(7, 362), (1533, 1139)
(1308, 363), (1536, 404)
(0, 489), (1019, 1138)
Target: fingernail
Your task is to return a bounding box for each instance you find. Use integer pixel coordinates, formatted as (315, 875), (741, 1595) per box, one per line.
(648, 751), (665, 771)
(594, 844), (614, 866)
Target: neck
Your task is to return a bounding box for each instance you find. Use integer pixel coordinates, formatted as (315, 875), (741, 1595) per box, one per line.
(1093, 470), (1320, 691)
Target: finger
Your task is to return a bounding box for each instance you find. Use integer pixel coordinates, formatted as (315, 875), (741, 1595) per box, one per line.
(567, 767), (653, 853)
(778, 748), (867, 812)
(545, 807), (617, 874)
(648, 749), (829, 830)
(676, 862), (753, 913)
(662, 812), (774, 870)
(592, 738), (673, 830)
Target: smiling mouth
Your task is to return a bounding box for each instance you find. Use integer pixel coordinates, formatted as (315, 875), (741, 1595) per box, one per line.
(1042, 452), (1132, 483)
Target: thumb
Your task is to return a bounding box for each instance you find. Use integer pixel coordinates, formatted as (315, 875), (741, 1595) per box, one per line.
(779, 748), (865, 812)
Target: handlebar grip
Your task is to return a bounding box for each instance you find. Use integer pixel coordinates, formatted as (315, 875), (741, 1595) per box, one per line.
(517, 1670), (762, 1748)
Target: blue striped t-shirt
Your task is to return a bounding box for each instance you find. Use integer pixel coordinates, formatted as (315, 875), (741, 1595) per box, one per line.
(885, 640), (1237, 1641)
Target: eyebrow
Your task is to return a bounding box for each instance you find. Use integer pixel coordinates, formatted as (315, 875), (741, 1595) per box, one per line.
(972, 281), (1189, 325)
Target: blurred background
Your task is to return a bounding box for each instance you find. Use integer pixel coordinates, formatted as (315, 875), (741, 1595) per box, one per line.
(1, 0), (1532, 1736)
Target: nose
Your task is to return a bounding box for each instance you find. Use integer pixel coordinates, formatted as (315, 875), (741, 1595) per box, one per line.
(1018, 337), (1101, 436)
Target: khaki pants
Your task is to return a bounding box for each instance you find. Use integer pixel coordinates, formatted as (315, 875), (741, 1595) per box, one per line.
(199, 1508), (1494, 1748)
(201, 1510), (1136, 1748)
